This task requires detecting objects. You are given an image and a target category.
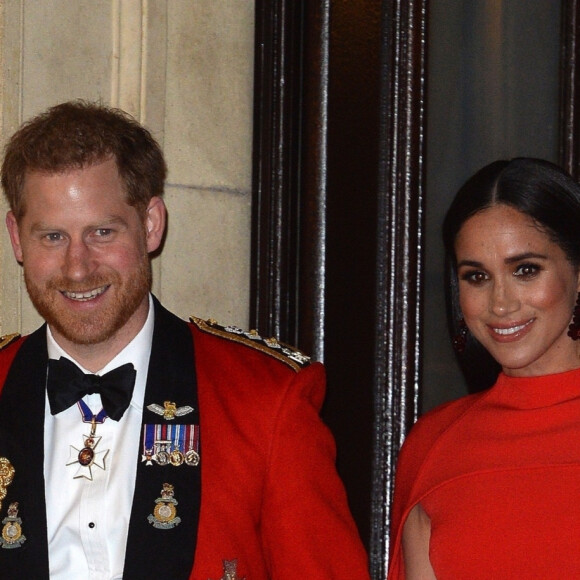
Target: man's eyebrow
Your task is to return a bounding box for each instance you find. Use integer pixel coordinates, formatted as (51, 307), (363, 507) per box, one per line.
(29, 216), (129, 232)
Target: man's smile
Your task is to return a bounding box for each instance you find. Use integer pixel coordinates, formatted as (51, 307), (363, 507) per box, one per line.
(61, 285), (109, 301)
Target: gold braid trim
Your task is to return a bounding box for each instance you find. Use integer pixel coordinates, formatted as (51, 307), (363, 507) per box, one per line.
(190, 317), (311, 372)
(0, 334), (19, 350)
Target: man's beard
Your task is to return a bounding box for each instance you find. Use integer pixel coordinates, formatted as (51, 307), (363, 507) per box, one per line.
(25, 261), (152, 346)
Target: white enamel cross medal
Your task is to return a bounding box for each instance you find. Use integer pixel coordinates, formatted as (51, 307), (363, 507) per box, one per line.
(66, 417), (109, 480)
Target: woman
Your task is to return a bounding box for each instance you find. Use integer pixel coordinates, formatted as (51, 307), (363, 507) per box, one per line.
(388, 158), (580, 578)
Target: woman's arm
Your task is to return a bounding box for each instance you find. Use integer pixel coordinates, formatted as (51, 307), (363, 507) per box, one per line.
(402, 503), (437, 579)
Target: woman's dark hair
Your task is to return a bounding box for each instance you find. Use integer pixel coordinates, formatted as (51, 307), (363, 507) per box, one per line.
(442, 158), (580, 390)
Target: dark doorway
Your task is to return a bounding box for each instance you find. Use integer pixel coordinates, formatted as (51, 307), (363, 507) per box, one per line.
(251, 1), (580, 577)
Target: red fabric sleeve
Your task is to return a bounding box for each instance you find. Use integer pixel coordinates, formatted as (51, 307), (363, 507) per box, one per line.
(388, 395), (480, 579)
(260, 363), (370, 578)
(189, 325), (369, 579)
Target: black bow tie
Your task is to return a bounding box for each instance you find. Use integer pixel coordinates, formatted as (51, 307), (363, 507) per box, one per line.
(47, 357), (137, 421)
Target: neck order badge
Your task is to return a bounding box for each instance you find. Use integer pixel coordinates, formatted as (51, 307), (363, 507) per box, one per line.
(66, 409), (109, 480)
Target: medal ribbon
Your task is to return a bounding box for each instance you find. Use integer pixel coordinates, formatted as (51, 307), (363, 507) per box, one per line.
(187, 424), (199, 452)
(77, 400), (108, 423)
(142, 424), (200, 461)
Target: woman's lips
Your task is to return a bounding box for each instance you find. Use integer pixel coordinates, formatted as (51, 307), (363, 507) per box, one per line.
(488, 319), (534, 341)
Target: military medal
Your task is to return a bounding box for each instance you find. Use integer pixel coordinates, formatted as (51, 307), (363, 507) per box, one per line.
(147, 483), (181, 529)
(155, 441), (171, 466)
(0, 502), (26, 549)
(0, 458), (23, 549)
(0, 457), (15, 512)
(141, 423), (200, 467)
(185, 449), (200, 466)
(67, 405), (110, 480)
(169, 448), (184, 466)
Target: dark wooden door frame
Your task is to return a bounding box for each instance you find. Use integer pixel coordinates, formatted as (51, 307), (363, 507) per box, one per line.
(250, 1), (305, 350)
(561, 0), (580, 177)
(251, 1), (329, 359)
(371, 2), (426, 574)
(251, 1), (426, 575)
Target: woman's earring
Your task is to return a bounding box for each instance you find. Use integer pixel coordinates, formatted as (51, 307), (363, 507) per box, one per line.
(452, 319), (469, 353)
(568, 293), (580, 340)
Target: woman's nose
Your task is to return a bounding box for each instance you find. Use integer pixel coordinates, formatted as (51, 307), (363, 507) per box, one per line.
(489, 280), (519, 316)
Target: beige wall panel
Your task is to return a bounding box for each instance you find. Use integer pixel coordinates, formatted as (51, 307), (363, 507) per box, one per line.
(160, 185), (251, 327)
(21, 1), (112, 117)
(0, 1), (25, 335)
(164, 0), (254, 190)
(0, 1), (114, 334)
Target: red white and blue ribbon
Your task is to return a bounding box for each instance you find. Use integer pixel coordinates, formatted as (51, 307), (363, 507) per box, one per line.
(142, 424), (200, 466)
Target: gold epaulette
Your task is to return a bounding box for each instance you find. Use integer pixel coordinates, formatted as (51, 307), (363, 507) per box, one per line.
(0, 333), (20, 350)
(189, 317), (311, 372)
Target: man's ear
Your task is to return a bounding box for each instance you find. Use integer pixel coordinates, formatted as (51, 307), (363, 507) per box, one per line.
(145, 197), (166, 253)
(6, 211), (23, 262)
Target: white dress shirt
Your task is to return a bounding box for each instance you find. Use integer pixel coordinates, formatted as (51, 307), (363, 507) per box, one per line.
(44, 295), (154, 579)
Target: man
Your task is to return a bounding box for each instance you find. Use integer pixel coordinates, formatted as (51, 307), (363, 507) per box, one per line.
(0, 101), (369, 579)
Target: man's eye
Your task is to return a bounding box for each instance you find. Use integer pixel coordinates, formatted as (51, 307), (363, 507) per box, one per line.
(95, 228), (113, 237)
(45, 233), (63, 242)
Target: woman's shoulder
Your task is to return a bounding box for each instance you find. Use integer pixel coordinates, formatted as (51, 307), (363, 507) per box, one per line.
(389, 391), (489, 570)
(395, 391), (486, 487)
(414, 391), (483, 437)
(405, 392), (483, 453)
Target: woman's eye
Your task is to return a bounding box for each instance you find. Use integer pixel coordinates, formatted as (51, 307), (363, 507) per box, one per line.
(514, 263), (540, 278)
(461, 270), (488, 284)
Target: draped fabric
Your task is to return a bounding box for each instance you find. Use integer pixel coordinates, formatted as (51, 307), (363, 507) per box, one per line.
(389, 368), (580, 578)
